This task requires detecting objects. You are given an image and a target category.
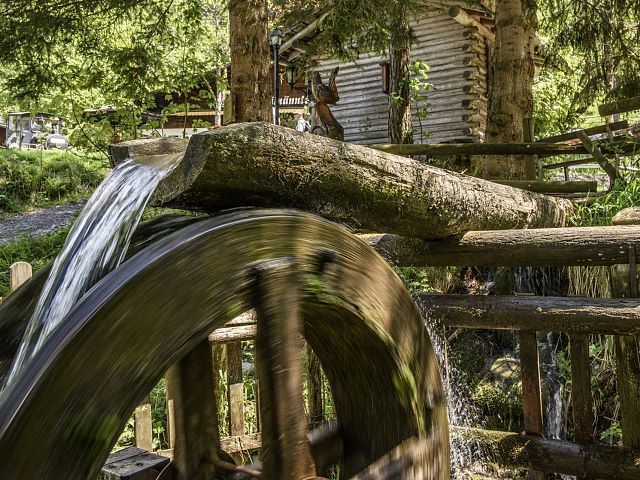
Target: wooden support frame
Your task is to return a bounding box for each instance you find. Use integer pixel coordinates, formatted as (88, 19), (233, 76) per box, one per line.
(537, 120), (629, 144)
(570, 334), (594, 442)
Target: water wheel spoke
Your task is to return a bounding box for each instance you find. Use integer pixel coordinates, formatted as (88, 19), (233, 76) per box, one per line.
(253, 257), (317, 480)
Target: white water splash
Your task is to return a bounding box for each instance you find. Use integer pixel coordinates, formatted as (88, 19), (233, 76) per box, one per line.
(5, 158), (174, 385)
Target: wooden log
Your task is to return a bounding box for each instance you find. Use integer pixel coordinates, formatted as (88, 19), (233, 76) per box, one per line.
(599, 96), (640, 116)
(9, 262), (32, 293)
(134, 396), (154, 452)
(253, 258), (316, 480)
(414, 294), (640, 335)
(100, 447), (171, 480)
(576, 131), (617, 184)
(363, 225), (640, 268)
(570, 334), (594, 442)
(537, 120), (629, 144)
(209, 325), (256, 344)
(450, 426), (640, 479)
(165, 340), (220, 480)
(448, 6), (495, 45)
(110, 123), (573, 239)
(492, 180), (597, 193)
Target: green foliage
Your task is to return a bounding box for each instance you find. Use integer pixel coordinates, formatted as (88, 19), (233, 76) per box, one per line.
(0, 230), (68, 297)
(394, 266), (434, 293)
(0, 149), (109, 214)
(572, 175), (640, 226)
(473, 380), (523, 432)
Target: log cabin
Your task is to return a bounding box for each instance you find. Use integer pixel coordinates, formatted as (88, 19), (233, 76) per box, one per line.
(279, 1), (495, 145)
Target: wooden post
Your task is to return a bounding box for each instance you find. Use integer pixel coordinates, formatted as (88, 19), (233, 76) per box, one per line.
(134, 395), (153, 451)
(9, 261), (32, 293)
(519, 330), (545, 480)
(307, 344), (323, 427)
(569, 334), (593, 442)
(165, 378), (176, 450)
(253, 258), (317, 480)
(611, 210), (640, 448)
(523, 118), (537, 180)
(165, 340), (220, 480)
(226, 342), (244, 463)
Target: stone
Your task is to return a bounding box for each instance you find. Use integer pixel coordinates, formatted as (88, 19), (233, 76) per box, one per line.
(612, 206), (640, 226)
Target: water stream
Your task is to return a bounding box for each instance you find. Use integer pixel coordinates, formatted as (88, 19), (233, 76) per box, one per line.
(5, 156), (178, 386)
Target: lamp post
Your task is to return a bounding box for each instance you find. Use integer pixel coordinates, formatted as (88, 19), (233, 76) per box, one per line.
(270, 28), (283, 125)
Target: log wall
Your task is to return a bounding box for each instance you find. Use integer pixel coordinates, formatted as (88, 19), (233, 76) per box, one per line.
(312, 8), (491, 144)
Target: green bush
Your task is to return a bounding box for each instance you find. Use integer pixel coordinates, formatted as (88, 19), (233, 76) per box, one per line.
(0, 149), (109, 214)
(0, 230), (68, 297)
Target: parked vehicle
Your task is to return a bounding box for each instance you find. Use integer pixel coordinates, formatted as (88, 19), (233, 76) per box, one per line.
(6, 112), (68, 150)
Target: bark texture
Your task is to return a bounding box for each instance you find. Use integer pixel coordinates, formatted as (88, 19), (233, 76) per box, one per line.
(480, 0), (538, 179)
(451, 426), (640, 479)
(415, 294), (640, 335)
(388, 4), (413, 144)
(228, 0), (272, 123)
(111, 123), (573, 240)
(364, 225), (640, 267)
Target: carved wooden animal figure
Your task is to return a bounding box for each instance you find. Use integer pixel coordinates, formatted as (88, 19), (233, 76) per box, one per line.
(310, 67), (344, 141)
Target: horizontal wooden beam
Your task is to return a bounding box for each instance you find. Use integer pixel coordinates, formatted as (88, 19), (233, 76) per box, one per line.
(542, 158), (596, 169)
(209, 325), (256, 344)
(599, 96), (640, 117)
(451, 426), (640, 479)
(537, 120), (629, 144)
(415, 294), (640, 335)
(368, 142), (578, 156)
(370, 139), (640, 158)
(492, 180), (597, 193)
(363, 225), (640, 267)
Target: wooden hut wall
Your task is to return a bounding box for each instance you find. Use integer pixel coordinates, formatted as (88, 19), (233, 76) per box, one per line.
(312, 8), (488, 144)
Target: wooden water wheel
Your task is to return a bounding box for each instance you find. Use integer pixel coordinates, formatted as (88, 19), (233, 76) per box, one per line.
(0, 210), (449, 479)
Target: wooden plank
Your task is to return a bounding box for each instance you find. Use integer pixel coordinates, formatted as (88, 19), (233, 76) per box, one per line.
(537, 120), (629, 144)
(599, 96), (640, 116)
(253, 258), (316, 480)
(414, 294), (640, 335)
(519, 331), (545, 480)
(570, 334), (594, 442)
(134, 396), (153, 452)
(9, 261), (32, 293)
(100, 447), (171, 480)
(542, 158), (596, 169)
(363, 225), (640, 268)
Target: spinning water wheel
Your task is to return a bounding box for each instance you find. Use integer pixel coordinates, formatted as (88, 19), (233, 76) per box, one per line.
(0, 210), (449, 479)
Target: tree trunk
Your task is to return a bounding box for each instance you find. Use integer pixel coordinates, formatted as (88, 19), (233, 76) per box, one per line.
(110, 123), (573, 239)
(388, 4), (413, 144)
(479, 0), (538, 179)
(228, 0), (271, 123)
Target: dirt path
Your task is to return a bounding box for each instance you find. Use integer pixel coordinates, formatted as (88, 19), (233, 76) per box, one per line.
(0, 201), (85, 244)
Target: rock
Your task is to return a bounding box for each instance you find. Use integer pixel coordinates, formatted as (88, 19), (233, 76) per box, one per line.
(490, 357), (521, 384)
(612, 206), (640, 226)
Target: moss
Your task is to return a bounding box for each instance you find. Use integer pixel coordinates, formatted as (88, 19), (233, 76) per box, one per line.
(473, 380), (523, 432)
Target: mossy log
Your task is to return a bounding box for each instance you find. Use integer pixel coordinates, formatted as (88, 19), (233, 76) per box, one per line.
(110, 122), (573, 239)
(364, 225), (640, 267)
(451, 426), (640, 479)
(416, 294), (640, 335)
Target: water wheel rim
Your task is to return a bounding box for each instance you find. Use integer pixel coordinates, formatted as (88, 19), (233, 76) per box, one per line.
(0, 209), (449, 479)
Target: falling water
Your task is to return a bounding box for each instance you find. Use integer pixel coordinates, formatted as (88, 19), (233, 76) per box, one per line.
(5, 156), (177, 386)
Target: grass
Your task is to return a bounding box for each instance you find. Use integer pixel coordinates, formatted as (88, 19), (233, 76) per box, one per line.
(0, 229), (68, 297)
(0, 149), (110, 217)
(572, 174), (640, 226)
